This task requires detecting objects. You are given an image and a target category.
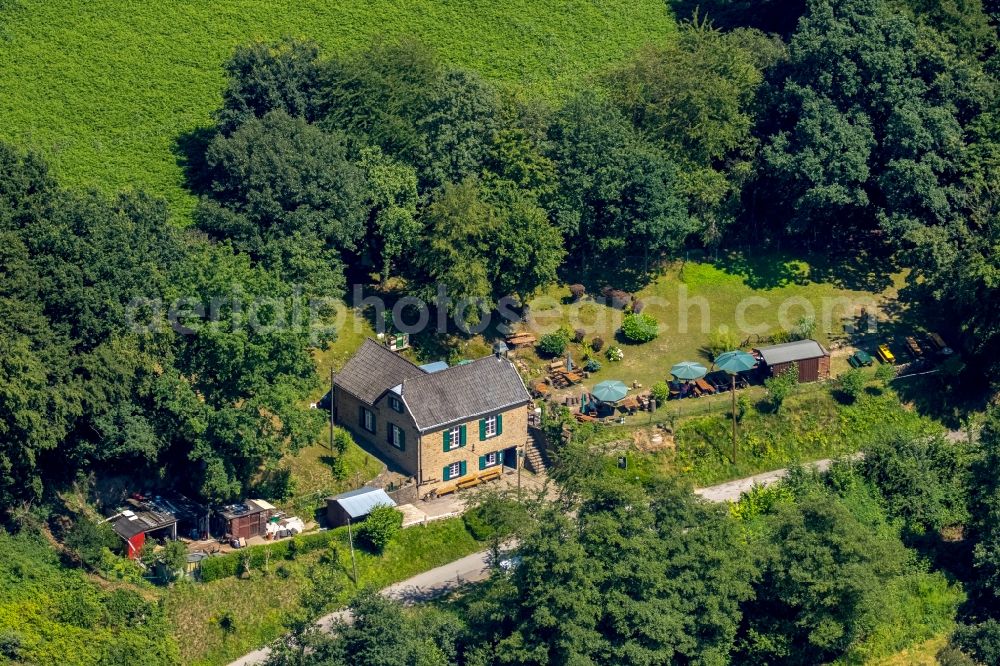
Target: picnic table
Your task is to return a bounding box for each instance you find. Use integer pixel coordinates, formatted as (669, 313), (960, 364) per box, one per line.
(620, 395), (641, 412)
(694, 378), (716, 395)
(506, 333), (537, 347)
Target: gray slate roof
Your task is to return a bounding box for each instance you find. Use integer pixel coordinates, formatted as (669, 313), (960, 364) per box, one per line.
(334, 339), (426, 403)
(329, 487), (396, 519)
(756, 339), (829, 366)
(335, 338), (531, 433)
(400, 354), (532, 432)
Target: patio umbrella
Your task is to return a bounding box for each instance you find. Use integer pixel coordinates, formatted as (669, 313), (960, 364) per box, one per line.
(714, 350), (757, 374)
(670, 361), (708, 381)
(592, 380), (628, 403)
(712, 350), (756, 464)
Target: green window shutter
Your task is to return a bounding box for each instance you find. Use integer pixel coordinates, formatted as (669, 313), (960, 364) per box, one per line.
(479, 419), (486, 441)
(496, 413), (503, 436)
(386, 427), (393, 445)
(443, 431), (450, 452)
(459, 460), (467, 477)
(399, 429), (405, 451)
(459, 425), (467, 447)
(358, 405), (364, 428)
(479, 455), (486, 471)
(443, 465), (450, 481)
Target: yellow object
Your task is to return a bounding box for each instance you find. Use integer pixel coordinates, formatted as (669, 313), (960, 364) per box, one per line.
(877, 344), (896, 364)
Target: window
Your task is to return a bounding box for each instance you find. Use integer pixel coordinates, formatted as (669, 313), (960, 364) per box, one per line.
(479, 413), (503, 440)
(442, 461), (466, 481)
(360, 407), (375, 433)
(388, 424), (405, 450)
(480, 451), (501, 470)
(444, 425), (465, 451)
(389, 396), (404, 413)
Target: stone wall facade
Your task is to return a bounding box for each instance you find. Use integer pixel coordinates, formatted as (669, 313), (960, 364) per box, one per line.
(417, 404), (529, 497)
(334, 387), (530, 499)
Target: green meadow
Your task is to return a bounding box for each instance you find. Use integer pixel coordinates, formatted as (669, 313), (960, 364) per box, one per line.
(0, 0), (675, 218)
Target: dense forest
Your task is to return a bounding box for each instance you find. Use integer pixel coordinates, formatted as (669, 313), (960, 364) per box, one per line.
(4, 0), (998, 513)
(263, 407), (1000, 666)
(2, 0), (1000, 663)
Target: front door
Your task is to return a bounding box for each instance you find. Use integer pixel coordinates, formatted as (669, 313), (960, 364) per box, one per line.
(503, 447), (517, 469)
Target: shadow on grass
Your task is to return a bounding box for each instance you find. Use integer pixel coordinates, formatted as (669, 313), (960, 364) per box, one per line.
(173, 124), (218, 197)
(709, 244), (898, 292)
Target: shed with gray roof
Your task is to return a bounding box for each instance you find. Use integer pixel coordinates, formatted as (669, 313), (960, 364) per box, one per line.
(754, 339), (831, 383)
(326, 487), (396, 526)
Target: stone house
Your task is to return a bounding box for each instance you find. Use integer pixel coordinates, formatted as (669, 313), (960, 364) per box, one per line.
(331, 339), (532, 497)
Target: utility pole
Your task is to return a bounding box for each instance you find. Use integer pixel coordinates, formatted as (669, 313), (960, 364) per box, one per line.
(329, 367), (335, 451)
(517, 446), (524, 500)
(731, 374), (738, 464)
(347, 517), (358, 584)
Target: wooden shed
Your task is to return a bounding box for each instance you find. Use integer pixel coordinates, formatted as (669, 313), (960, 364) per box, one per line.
(215, 499), (276, 540)
(755, 339), (831, 383)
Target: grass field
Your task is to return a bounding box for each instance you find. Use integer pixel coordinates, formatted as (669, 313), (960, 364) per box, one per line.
(164, 518), (481, 665)
(519, 254), (903, 393)
(0, 0), (675, 218)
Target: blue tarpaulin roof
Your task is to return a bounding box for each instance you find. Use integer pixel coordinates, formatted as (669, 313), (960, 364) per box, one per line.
(330, 487), (396, 519)
(419, 361), (450, 374)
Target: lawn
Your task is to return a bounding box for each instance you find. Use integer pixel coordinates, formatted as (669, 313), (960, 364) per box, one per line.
(164, 517), (482, 666)
(0, 0), (675, 219)
(520, 254), (904, 393)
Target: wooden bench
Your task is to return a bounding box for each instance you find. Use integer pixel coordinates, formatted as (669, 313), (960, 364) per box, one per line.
(478, 468), (502, 483)
(457, 477), (481, 490)
(435, 483), (459, 497)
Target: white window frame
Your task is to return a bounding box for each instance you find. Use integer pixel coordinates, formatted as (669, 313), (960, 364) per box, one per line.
(484, 415), (498, 438)
(448, 426), (462, 450)
(484, 451), (499, 467)
(390, 424), (404, 450)
(447, 462), (462, 478)
(389, 396), (404, 413)
(362, 408), (375, 433)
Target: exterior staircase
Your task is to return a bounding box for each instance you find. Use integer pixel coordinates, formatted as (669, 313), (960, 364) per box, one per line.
(523, 426), (550, 475)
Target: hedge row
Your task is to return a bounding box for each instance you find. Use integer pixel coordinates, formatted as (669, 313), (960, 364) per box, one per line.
(199, 529), (342, 582)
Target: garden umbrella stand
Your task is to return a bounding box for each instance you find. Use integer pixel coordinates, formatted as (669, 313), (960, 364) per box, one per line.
(712, 350), (757, 463)
(592, 380), (629, 404)
(670, 361), (708, 381)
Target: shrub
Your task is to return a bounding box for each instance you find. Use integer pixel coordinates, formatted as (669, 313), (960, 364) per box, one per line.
(706, 327), (741, 359)
(584, 359), (602, 373)
(572, 328), (586, 343)
(632, 299), (645, 313)
(620, 313), (659, 343)
(357, 504), (403, 554)
(651, 381), (670, 404)
(65, 518), (119, 568)
(764, 364), (798, 411)
(0, 632), (22, 660)
(606, 346), (624, 362)
(836, 368), (866, 403)
(789, 316), (817, 341)
(537, 330), (570, 357)
(875, 362), (896, 386)
(569, 284), (586, 301)
(198, 529), (342, 582)
(590, 336), (605, 352)
(607, 289), (631, 310)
